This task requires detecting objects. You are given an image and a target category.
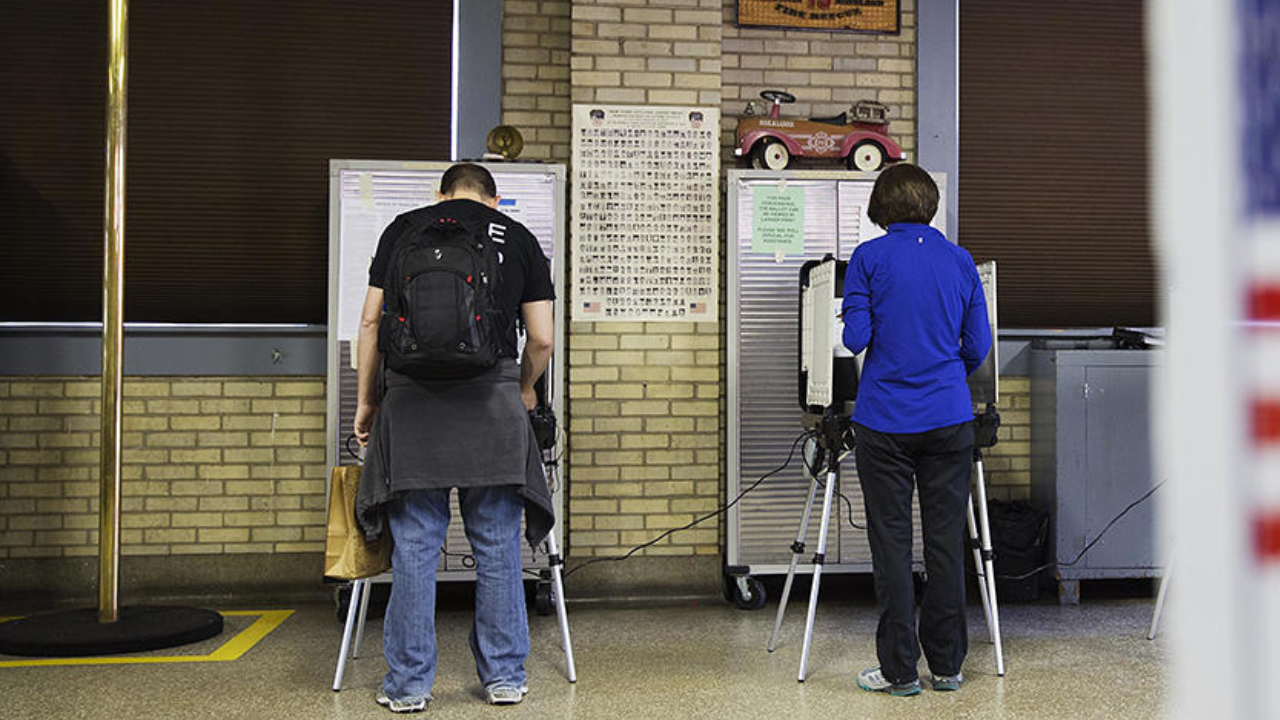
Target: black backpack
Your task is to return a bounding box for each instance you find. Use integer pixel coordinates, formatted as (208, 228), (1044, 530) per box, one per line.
(378, 214), (503, 379)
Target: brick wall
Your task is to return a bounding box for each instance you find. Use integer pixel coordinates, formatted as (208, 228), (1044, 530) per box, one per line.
(501, 0), (572, 162)
(984, 376), (1032, 501)
(720, 0), (918, 163)
(567, 0), (725, 560)
(495, 0), (1032, 567)
(0, 377), (327, 560)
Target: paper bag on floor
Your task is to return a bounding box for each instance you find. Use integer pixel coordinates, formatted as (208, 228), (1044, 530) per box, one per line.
(323, 465), (391, 580)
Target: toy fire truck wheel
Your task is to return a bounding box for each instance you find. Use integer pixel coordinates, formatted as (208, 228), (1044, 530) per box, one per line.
(849, 141), (885, 172)
(752, 139), (791, 171)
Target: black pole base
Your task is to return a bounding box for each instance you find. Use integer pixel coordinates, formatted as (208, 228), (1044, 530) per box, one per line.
(0, 606), (223, 657)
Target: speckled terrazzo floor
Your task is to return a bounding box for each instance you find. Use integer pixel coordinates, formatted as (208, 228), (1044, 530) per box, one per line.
(1, 595), (1166, 719)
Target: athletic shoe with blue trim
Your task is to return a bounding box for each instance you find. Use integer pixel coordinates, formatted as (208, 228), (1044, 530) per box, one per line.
(930, 672), (964, 691)
(857, 667), (922, 696)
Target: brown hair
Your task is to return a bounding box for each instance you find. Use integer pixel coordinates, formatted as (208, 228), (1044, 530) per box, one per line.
(866, 163), (939, 229)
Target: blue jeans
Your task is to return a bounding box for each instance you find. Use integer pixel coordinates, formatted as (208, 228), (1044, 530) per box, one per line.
(381, 485), (529, 702)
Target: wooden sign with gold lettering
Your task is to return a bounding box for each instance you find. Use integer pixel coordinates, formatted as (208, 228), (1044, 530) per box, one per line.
(738, 0), (899, 34)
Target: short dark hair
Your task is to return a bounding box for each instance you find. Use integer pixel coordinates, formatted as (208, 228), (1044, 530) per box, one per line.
(866, 163), (939, 229)
(439, 163), (497, 199)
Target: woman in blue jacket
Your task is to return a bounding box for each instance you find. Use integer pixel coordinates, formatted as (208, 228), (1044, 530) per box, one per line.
(842, 164), (992, 696)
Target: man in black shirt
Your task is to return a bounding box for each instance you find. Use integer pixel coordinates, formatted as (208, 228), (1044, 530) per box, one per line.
(354, 164), (554, 712)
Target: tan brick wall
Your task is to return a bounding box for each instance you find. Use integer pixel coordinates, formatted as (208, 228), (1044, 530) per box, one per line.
(567, 0), (723, 558)
(720, 0), (917, 163)
(501, 0), (572, 162)
(564, 321), (723, 556)
(496, 0), (1032, 566)
(570, 1), (724, 107)
(984, 376), (1032, 501)
(0, 377), (327, 559)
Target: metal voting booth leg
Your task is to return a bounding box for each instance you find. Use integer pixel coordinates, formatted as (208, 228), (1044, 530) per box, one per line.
(770, 447), (1007, 681)
(797, 466), (839, 682)
(332, 576), (375, 692)
(543, 519), (578, 683)
(332, 461), (577, 692)
(767, 473), (819, 654)
(1148, 557), (1173, 640)
(968, 448), (1006, 677)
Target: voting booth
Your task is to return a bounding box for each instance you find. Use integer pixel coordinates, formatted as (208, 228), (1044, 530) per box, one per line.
(725, 169), (952, 583)
(326, 160), (567, 579)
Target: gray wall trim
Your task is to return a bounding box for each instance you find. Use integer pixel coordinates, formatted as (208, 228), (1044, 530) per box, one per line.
(1, 326), (1144, 378)
(456, 0), (503, 160)
(917, 0), (959, 238)
(0, 325), (326, 376)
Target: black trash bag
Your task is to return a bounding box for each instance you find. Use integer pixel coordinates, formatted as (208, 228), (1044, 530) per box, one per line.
(987, 500), (1049, 602)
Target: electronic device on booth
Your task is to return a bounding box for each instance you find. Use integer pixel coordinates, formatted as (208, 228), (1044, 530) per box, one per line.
(967, 260), (999, 407)
(799, 255), (861, 416)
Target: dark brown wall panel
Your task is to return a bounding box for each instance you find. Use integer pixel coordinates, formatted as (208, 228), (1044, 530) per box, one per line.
(1, 1), (452, 323)
(960, 1), (1154, 327)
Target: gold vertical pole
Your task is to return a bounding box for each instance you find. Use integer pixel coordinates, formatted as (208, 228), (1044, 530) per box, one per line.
(99, 0), (128, 623)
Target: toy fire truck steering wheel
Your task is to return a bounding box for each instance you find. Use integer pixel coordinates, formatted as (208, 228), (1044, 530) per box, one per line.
(760, 89), (796, 105)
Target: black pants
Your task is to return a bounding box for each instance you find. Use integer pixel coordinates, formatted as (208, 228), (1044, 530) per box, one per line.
(854, 420), (973, 684)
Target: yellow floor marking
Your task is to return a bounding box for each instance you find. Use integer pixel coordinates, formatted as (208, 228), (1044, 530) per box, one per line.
(0, 609), (293, 668)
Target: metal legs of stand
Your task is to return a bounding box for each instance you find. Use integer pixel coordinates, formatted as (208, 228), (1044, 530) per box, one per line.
(797, 469), (838, 682)
(543, 525), (578, 683)
(333, 577), (375, 692)
(771, 453), (1007, 680)
(332, 537), (577, 692)
(1148, 557), (1173, 640)
(768, 477), (819, 653)
(332, 530), (577, 691)
(968, 454), (1005, 676)
(760, 461), (835, 682)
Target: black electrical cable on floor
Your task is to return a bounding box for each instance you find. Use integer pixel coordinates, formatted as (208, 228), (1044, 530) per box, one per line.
(563, 430), (813, 579)
(982, 480), (1166, 582)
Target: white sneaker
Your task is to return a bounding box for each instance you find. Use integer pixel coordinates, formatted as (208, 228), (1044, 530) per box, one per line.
(484, 684), (529, 705)
(375, 691), (430, 713)
(856, 667), (922, 696)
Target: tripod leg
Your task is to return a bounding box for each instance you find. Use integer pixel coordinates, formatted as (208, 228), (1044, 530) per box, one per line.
(352, 577), (372, 659)
(798, 469), (838, 682)
(543, 529), (577, 683)
(1148, 557), (1173, 640)
(769, 473), (820, 652)
(967, 494), (995, 643)
(332, 579), (365, 692)
(973, 457), (1005, 676)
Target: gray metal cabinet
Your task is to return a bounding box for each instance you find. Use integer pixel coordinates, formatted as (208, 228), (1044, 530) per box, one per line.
(1030, 348), (1163, 603)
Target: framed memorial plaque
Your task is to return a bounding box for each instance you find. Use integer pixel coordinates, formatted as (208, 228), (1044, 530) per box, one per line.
(571, 105), (720, 323)
(738, 0), (899, 34)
